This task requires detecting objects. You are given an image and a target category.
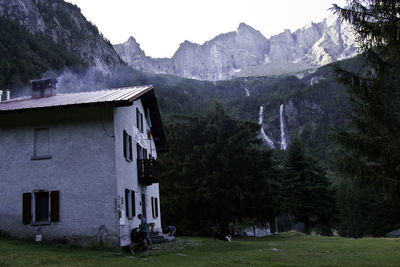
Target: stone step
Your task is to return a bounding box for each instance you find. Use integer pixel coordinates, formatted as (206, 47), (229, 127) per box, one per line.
(149, 232), (162, 237)
(150, 236), (166, 244)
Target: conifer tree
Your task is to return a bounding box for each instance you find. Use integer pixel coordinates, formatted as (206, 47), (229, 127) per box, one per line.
(283, 137), (336, 235)
(332, 1), (400, 197)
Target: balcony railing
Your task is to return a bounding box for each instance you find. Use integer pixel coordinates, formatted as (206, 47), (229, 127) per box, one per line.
(137, 159), (160, 186)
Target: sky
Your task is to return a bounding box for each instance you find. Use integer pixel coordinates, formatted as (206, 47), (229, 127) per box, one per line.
(66, 0), (347, 58)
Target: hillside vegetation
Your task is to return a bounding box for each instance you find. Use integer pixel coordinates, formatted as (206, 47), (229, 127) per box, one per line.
(0, 16), (83, 89)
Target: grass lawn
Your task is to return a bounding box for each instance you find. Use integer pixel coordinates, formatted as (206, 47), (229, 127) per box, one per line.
(1, 232), (400, 266)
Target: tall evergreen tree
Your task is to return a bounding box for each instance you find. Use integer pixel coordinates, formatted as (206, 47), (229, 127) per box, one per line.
(332, 1), (400, 197)
(283, 137), (336, 235)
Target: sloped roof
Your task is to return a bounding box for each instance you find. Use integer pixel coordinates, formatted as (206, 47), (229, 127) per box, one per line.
(0, 85), (153, 111)
(0, 85), (168, 152)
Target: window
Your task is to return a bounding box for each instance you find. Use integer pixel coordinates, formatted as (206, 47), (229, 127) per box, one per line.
(151, 197), (159, 218)
(123, 130), (132, 161)
(136, 108), (144, 133)
(125, 189), (136, 218)
(31, 128), (51, 160)
(145, 108), (152, 128)
(137, 144), (147, 160)
(35, 192), (49, 222)
(22, 191), (59, 225)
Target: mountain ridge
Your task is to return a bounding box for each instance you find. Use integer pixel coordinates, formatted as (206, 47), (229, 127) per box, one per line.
(115, 15), (356, 80)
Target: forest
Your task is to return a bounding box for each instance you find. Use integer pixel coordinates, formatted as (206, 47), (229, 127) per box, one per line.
(158, 0), (400, 237)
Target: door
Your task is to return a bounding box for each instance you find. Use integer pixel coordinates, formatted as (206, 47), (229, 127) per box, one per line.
(141, 194), (147, 218)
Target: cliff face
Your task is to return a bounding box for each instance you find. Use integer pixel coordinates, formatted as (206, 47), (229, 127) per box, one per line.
(115, 15), (356, 80)
(0, 0), (122, 72)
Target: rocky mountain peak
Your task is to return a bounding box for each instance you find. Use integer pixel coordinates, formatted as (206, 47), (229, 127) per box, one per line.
(237, 22), (256, 32)
(126, 36), (139, 46)
(178, 40), (198, 48)
(236, 22), (268, 45)
(115, 14), (357, 80)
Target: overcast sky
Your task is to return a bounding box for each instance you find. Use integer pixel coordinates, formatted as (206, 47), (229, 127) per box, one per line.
(66, 0), (347, 58)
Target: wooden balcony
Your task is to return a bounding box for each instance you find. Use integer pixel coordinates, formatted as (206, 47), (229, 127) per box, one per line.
(137, 159), (160, 186)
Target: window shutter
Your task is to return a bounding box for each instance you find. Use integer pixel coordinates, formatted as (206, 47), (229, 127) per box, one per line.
(155, 198), (159, 218)
(140, 113), (143, 132)
(151, 197), (155, 218)
(136, 143), (141, 160)
(50, 191), (60, 222)
(129, 135), (133, 161)
(123, 131), (127, 159)
(131, 191), (135, 217)
(136, 108), (139, 129)
(125, 189), (129, 217)
(22, 193), (32, 225)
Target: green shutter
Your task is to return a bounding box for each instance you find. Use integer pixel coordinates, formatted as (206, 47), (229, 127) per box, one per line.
(129, 135), (133, 161)
(125, 189), (129, 217)
(155, 198), (159, 218)
(22, 193), (32, 225)
(131, 191), (136, 217)
(123, 131), (127, 159)
(50, 191), (60, 222)
(151, 197), (155, 218)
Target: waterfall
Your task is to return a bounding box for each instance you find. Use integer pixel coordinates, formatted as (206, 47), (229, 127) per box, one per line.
(244, 87), (250, 96)
(258, 106), (264, 124)
(259, 106), (275, 149)
(279, 104), (288, 150)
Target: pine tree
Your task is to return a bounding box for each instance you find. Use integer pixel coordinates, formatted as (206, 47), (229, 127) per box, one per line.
(332, 1), (400, 197)
(283, 137), (336, 235)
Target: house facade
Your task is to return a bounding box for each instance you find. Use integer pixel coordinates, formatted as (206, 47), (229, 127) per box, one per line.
(0, 79), (167, 247)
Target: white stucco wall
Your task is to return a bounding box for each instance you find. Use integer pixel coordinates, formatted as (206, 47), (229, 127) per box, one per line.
(0, 105), (119, 246)
(114, 99), (162, 246)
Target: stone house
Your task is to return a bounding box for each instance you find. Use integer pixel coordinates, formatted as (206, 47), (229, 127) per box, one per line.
(0, 79), (167, 247)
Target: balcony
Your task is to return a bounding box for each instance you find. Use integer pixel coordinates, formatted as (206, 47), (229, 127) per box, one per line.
(137, 159), (160, 186)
